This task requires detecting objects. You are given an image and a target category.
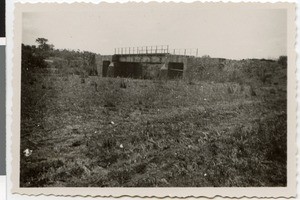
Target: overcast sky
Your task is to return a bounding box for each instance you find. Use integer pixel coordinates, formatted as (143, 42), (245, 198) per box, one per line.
(22, 4), (287, 59)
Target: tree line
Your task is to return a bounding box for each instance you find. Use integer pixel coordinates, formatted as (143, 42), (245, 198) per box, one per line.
(22, 38), (98, 75)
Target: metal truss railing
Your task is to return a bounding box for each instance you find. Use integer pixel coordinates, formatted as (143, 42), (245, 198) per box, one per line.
(114, 45), (199, 57)
(115, 45), (169, 55)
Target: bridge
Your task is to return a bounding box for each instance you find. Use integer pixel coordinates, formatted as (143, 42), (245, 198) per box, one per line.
(95, 45), (198, 79)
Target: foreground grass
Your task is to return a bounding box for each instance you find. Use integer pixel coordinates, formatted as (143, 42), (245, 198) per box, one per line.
(20, 73), (286, 187)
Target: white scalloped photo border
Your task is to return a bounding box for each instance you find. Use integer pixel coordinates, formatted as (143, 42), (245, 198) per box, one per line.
(6, 1), (298, 199)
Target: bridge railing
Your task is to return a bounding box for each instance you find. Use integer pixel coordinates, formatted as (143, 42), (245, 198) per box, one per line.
(115, 45), (169, 55)
(171, 49), (199, 57)
(114, 46), (199, 57)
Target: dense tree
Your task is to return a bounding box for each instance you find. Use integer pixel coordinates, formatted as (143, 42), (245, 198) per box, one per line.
(22, 44), (47, 70)
(22, 38), (98, 75)
(36, 38), (52, 51)
(278, 56), (287, 67)
(35, 38), (54, 58)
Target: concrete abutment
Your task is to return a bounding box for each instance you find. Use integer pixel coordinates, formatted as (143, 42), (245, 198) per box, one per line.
(95, 53), (191, 79)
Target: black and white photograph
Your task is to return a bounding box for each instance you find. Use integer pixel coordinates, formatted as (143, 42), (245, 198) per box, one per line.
(12, 2), (296, 197)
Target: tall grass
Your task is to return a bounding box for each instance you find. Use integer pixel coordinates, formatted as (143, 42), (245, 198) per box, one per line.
(20, 65), (286, 187)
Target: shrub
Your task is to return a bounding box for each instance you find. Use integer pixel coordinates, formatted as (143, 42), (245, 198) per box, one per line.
(278, 56), (287, 67)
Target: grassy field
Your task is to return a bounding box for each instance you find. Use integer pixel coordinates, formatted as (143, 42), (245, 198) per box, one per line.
(20, 66), (287, 187)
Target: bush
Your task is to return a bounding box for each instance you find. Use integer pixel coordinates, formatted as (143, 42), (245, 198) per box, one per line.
(278, 56), (287, 67)
(22, 44), (47, 72)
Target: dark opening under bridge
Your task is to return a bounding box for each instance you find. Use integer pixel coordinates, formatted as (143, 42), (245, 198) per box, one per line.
(95, 45), (199, 79)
